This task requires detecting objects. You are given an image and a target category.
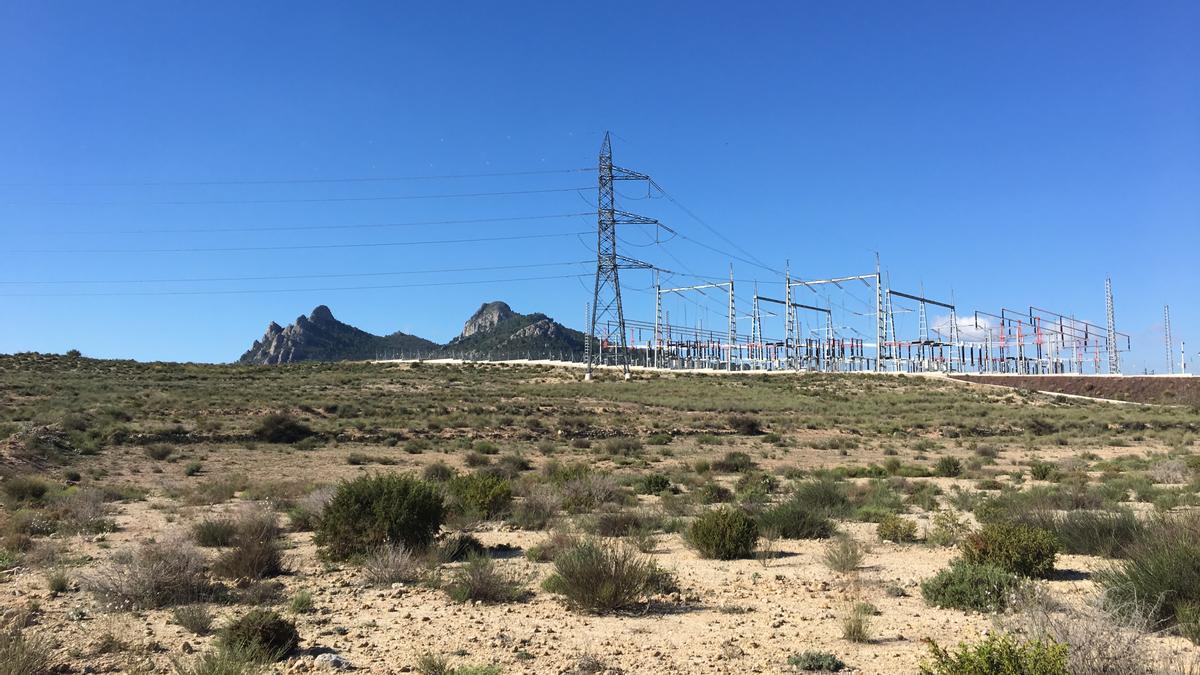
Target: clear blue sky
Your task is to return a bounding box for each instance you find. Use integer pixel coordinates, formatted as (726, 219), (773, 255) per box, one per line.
(1, 1), (1196, 372)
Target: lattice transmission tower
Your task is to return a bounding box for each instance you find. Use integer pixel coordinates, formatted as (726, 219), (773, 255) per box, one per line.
(585, 132), (655, 381)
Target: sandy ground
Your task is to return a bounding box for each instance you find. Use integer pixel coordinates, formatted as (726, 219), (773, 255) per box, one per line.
(3, 382), (1198, 673)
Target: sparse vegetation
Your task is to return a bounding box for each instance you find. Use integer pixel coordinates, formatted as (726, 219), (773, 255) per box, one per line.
(444, 554), (525, 604)
(1097, 513), (1200, 640)
(212, 510), (284, 580)
(0, 620), (53, 675)
(919, 633), (1068, 674)
(877, 514), (919, 543)
(172, 605), (214, 635)
(363, 544), (423, 585)
(191, 516), (237, 547)
(88, 539), (210, 609)
(788, 650), (846, 671)
(822, 536), (865, 575)
(542, 539), (669, 613)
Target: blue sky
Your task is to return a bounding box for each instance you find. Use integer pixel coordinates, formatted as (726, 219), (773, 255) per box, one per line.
(1, 1), (1196, 371)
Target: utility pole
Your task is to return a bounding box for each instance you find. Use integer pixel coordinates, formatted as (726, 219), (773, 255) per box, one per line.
(874, 253), (885, 372)
(1164, 305), (1173, 375)
(727, 264), (736, 371)
(1105, 277), (1120, 374)
(751, 283), (762, 367)
(585, 132), (655, 381)
(784, 262), (795, 370)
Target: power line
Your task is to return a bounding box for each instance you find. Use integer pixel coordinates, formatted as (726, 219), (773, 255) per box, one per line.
(9, 231), (589, 254)
(0, 167), (595, 188)
(0, 260), (592, 285)
(0, 272), (592, 298)
(649, 179), (779, 274)
(0, 186), (592, 207)
(35, 212), (594, 236)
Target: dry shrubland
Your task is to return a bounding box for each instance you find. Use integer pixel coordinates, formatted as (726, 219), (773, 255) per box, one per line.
(1, 353), (1199, 672)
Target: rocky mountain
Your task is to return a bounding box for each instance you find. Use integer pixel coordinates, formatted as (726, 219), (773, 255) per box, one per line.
(443, 301), (588, 359)
(238, 301), (588, 364)
(238, 305), (437, 364)
(459, 301), (516, 339)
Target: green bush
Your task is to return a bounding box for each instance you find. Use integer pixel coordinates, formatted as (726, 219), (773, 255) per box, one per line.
(1177, 602), (1200, 645)
(541, 539), (668, 613)
(422, 462), (456, 483)
(757, 497), (835, 539)
(686, 506), (758, 559)
(921, 560), (1025, 613)
(713, 451), (755, 473)
(472, 440), (499, 455)
(726, 414), (762, 435)
(1030, 461), (1057, 481)
(602, 437), (642, 456)
(636, 473), (672, 495)
(1, 476), (51, 504)
(585, 510), (655, 538)
(792, 479), (851, 516)
(877, 514), (919, 543)
(447, 473), (512, 520)
(787, 650), (846, 671)
(436, 532), (486, 563)
(253, 413), (314, 444)
(694, 482), (733, 504)
(1006, 508), (1143, 558)
(935, 456), (963, 478)
(1096, 514), (1200, 638)
(218, 609), (298, 661)
(919, 633), (1068, 674)
(315, 474), (444, 559)
(927, 510), (971, 547)
(960, 523), (1057, 578)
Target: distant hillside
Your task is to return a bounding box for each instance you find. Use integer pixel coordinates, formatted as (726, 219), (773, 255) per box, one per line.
(239, 306), (437, 364)
(238, 301), (588, 364)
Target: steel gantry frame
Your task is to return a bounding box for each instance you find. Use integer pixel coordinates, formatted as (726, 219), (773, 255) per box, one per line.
(788, 270), (881, 372)
(654, 266), (736, 370)
(884, 288), (959, 372)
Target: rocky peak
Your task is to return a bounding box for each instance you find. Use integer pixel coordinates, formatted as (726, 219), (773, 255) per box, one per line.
(239, 305), (436, 365)
(460, 301), (515, 339)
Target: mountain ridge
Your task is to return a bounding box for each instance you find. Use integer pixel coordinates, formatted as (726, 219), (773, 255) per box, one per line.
(238, 301), (588, 364)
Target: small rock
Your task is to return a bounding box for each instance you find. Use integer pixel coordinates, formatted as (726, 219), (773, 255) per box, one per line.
(315, 652), (353, 670)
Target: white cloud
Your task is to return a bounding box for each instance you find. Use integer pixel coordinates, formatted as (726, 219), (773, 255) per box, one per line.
(931, 314), (992, 342)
